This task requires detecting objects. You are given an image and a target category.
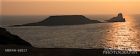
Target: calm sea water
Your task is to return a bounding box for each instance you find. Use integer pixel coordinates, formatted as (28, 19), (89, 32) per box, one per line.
(1, 15), (140, 51)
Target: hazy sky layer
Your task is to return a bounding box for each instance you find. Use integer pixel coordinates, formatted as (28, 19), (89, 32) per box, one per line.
(1, 0), (140, 15)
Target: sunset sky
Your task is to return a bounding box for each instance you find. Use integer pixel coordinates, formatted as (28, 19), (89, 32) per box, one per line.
(1, 0), (140, 15)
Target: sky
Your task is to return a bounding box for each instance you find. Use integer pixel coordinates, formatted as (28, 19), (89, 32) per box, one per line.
(1, 0), (140, 15)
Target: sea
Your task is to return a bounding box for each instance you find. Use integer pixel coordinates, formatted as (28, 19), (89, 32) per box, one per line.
(1, 14), (140, 51)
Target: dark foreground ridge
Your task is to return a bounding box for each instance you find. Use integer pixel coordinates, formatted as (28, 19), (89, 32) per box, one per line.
(0, 48), (139, 56)
(106, 13), (126, 22)
(0, 27), (32, 48)
(14, 15), (102, 26)
(30, 48), (140, 56)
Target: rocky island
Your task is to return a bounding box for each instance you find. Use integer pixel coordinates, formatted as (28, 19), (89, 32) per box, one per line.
(14, 15), (101, 26)
(106, 13), (126, 22)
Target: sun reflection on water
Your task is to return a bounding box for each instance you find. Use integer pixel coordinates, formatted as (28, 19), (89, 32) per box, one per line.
(105, 16), (140, 51)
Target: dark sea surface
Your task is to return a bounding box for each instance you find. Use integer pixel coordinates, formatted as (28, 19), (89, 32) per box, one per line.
(1, 15), (140, 51)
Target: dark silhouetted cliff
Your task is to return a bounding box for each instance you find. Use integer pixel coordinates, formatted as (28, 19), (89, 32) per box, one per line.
(0, 27), (32, 47)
